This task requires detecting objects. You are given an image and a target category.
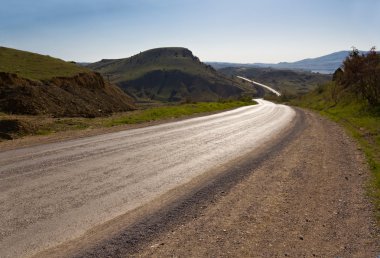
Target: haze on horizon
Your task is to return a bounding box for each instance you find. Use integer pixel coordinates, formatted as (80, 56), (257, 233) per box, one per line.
(1, 0), (379, 63)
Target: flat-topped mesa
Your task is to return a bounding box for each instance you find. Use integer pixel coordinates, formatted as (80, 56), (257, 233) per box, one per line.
(88, 47), (254, 102)
(129, 47), (199, 61)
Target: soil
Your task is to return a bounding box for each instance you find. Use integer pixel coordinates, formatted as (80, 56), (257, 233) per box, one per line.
(36, 108), (379, 257)
(0, 72), (135, 117)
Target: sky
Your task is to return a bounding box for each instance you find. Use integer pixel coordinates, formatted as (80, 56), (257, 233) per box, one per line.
(1, 0), (379, 63)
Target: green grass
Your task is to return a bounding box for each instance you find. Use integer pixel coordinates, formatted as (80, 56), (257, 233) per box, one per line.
(292, 86), (380, 221)
(0, 46), (89, 80)
(36, 129), (54, 136)
(106, 101), (254, 126)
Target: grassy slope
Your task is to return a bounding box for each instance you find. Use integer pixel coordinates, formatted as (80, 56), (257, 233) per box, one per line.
(0, 46), (89, 80)
(0, 46), (136, 117)
(292, 85), (380, 220)
(88, 47), (254, 102)
(106, 101), (253, 126)
(0, 100), (255, 140)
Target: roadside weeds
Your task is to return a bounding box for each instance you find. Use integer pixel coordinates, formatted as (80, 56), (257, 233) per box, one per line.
(0, 101), (254, 151)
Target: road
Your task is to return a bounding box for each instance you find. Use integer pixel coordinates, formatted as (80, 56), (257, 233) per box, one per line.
(131, 109), (379, 257)
(237, 76), (281, 96)
(0, 99), (296, 257)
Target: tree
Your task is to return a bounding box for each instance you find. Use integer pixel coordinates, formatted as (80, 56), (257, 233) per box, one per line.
(336, 47), (380, 106)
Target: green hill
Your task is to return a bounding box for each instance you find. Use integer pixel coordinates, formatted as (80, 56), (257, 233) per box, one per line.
(88, 47), (255, 102)
(0, 46), (135, 116)
(218, 67), (331, 96)
(0, 46), (89, 80)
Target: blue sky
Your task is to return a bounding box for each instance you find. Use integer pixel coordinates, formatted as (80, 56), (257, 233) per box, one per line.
(1, 0), (379, 63)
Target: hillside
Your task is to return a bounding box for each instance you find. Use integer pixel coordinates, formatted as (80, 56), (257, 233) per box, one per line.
(0, 47), (135, 116)
(208, 50), (368, 74)
(0, 46), (90, 80)
(88, 47), (254, 102)
(218, 67), (331, 96)
(272, 51), (354, 73)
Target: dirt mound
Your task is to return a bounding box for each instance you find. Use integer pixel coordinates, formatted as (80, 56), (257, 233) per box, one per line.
(0, 72), (136, 117)
(0, 119), (36, 139)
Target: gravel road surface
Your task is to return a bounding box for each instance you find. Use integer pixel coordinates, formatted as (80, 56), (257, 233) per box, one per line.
(58, 109), (378, 257)
(0, 99), (295, 257)
(127, 109), (380, 257)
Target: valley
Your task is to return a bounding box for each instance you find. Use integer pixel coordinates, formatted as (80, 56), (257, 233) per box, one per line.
(220, 66), (331, 96)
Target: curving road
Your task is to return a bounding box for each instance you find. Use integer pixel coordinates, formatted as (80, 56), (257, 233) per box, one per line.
(237, 76), (282, 96)
(0, 99), (295, 257)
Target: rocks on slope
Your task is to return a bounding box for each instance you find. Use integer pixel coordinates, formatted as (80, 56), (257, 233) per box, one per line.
(0, 72), (135, 117)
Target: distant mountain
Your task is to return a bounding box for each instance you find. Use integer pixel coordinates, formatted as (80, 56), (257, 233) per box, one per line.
(88, 47), (254, 102)
(219, 67), (331, 95)
(0, 46), (135, 116)
(208, 50), (367, 74)
(270, 51), (354, 73)
(205, 62), (258, 70)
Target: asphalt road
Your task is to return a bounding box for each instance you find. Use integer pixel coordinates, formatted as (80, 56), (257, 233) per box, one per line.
(0, 99), (295, 257)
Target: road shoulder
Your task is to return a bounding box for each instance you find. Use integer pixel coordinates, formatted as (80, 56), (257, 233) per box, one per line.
(134, 108), (379, 257)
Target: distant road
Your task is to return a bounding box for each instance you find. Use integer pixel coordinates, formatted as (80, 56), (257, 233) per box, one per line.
(237, 76), (282, 96)
(0, 99), (295, 257)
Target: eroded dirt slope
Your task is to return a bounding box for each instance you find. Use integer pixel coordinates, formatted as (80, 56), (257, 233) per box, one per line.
(0, 72), (135, 117)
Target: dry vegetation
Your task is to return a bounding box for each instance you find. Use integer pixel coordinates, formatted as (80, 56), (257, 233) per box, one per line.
(291, 48), (380, 221)
(0, 100), (255, 141)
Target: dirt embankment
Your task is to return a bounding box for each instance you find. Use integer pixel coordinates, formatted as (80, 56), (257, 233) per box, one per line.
(38, 109), (379, 257)
(0, 72), (135, 117)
